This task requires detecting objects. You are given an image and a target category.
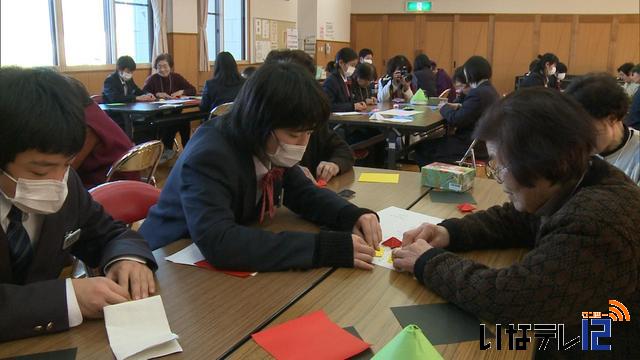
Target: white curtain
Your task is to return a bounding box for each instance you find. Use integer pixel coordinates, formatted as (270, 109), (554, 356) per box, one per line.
(197, 0), (210, 71)
(150, 0), (169, 63)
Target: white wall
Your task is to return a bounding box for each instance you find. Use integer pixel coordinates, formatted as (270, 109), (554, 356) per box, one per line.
(170, 0), (198, 33)
(297, 0), (317, 48)
(351, 0), (640, 14)
(316, 0), (350, 41)
(251, 0), (298, 22)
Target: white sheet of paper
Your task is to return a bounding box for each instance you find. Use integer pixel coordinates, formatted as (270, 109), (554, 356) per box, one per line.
(164, 243), (204, 265)
(373, 206), (444, 270)
(376, 109), (423, 116)
(369, 113), (413, 123)
(333, 111), (362, 116)
(151, 99), (192, 105)
(104, 296), (182, 360)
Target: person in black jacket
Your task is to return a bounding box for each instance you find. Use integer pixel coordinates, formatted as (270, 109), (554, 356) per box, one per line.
(0, 67), (156, 342)
(323, 47), (367, 112)
(102, 56), (155, 104)
(520, 53), (559, 88)
(264, 49), (355, 182)
(140, 62), (381, 272)
(412, 54), (437, 97)
(351, 63), (377, 104)
(414, 56), (499, 166)
(200, 51), (245, 114)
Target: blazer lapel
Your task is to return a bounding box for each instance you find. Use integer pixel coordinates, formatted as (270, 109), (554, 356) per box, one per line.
(0, 229), (13, 283)
(24, 212), (67, 283)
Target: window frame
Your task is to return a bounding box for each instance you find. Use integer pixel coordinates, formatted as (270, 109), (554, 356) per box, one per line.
(51, 0), (154, 71)
(207, 0), (248, 64)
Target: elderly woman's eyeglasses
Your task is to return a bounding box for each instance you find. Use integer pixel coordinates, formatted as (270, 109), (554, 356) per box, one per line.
(486, 159), (508, 183)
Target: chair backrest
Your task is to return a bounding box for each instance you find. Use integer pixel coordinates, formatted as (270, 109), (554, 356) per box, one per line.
(91, 94), (104, 104)
(208, 102), (233, 121)
(106, 140), (164, 185)
(89, 180), (161, 224)
(438, 88), (451, 99)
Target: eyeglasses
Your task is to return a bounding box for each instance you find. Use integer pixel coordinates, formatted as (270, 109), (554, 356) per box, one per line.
(486, 159), (508, 183)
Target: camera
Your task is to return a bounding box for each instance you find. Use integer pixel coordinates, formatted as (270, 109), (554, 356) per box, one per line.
(400, 66), (412, 82)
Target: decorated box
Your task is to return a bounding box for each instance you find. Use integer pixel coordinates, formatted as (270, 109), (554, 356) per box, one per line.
(421, 162), (475, 192)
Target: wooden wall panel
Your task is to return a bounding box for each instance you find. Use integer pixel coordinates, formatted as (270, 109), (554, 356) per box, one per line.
(421, 15), (454, 75)
(351, 15), (384, 74)
(454, 15), (489, 68)
(539, 16), (572, 64)
(168, 33), (199, 88)
(573, 17), (612, 74)
(493, 16), (535, 95)
(387, 15), (417, 65)
(614, 20), (640, 70)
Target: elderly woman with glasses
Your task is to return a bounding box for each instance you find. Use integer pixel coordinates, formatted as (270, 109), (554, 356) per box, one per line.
(393, 88), (640, 356)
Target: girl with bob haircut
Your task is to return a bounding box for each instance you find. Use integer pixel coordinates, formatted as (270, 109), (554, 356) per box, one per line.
(141, 62), (382, 272)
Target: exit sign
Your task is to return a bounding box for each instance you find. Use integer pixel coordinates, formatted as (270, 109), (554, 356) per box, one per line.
(406, 1), (432, 12)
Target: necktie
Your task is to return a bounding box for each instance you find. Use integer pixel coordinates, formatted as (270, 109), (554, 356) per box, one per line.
(259, 167), (285, 223)
(6, 205), (34, 281)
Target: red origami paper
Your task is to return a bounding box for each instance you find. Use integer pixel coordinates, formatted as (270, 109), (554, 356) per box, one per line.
(457, 203), (476, 213)
(381, 237), (402, 248)
(194, 260), (254, 278)
(316, 179), (328, 187)
(252, 310), (370, 360)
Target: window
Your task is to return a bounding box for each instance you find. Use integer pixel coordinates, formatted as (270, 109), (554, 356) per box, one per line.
(1, 0), (56, 66)
(1, 0), (152, 68)
(207, 0), (246, 61)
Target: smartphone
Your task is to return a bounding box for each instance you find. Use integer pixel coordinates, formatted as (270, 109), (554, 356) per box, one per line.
(337, 189), (356, 199)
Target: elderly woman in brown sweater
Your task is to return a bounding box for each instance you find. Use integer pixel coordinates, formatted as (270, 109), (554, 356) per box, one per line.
(393, 88), (640, 357)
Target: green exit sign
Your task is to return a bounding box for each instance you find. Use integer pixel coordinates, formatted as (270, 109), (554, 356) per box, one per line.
(406, 1), (432, 12)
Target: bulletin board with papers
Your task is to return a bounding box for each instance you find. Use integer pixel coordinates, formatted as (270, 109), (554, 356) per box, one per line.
(253, 17), (297, 63)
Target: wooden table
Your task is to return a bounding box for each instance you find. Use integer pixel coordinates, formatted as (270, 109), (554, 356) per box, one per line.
(230, 178), (533, 359)
(329, 103), (445, 169)
(0, 167), (428, 359)
(99, 100), (207, 139)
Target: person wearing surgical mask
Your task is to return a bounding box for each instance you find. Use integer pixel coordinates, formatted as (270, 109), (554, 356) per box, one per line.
(323, 47), (367, 112)
(520, 52), (560, 88)
(0, 67), (157, 343)
(548, 62), (568, 91)
(102, 55), (155, 104)
(413, 56), (498, 167)
(378, 55), (415, 103)
(140, 62), (382, 273)
(359, 48), (374, 65)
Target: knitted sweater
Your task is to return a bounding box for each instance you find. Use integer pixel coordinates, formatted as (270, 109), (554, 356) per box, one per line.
(415, 157), (640, 357)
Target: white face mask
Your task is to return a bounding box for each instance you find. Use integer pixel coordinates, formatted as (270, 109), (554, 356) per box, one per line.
(120, 71), (133, 81)
(344, 65), (356, 77)
(363, 59), (373, 64)
(547, 66), (557, 76)
(267, 134), (307, 168)
(557, 73), (566, 80)
(1, 168), (69, 215)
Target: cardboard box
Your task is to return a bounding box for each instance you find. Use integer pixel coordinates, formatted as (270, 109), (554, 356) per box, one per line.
(421, 162), (475, 192)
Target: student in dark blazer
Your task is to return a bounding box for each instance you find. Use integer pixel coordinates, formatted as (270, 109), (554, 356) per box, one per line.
(350, 63), (377, 105)
(520, 53), (559, 88)
(451, 66), (470, 104)
(0, 67), (157, 342)
(140, 63), (381, 272)
(412, 54), (438, 97)
(323, 47), (367, 112)
(264, 49), (355, 182)
(102, 55), (155, 104)
(200, 51), (245, 114)
(414, 56), (499, 166)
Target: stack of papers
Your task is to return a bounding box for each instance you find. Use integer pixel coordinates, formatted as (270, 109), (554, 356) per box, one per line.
(373, 207), (443, 270)
(165, 243), (257, 278)
(104, 296), (182, 360)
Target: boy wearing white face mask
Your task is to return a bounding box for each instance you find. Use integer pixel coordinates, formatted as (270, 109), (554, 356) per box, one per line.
(140, 63), (383, 272)
(323, 47), (368, 112)
(0, 67), (157, 342)
(102, 55), (156, 104)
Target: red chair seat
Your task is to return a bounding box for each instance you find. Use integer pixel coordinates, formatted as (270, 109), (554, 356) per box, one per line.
(89, 181), (161, 224)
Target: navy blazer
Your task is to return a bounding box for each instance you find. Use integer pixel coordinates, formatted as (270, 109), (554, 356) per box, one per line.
(0, 169), (156, 342)
(438, 81), (499, 160)
(520, 71), (547, 88)
(139, 121), (372, 272)
(323, 72), (354, 112)
(102, 71), (146, 103)
(199, 78), (244, 113)
(626, 90), (640, 130)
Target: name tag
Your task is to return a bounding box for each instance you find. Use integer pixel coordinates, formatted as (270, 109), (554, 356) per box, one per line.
(62, 229), (82, 250)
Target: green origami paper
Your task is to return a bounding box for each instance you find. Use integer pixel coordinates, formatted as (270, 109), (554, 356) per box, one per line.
(372, 324), (443, 360)
(410, 89), (428, 104)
